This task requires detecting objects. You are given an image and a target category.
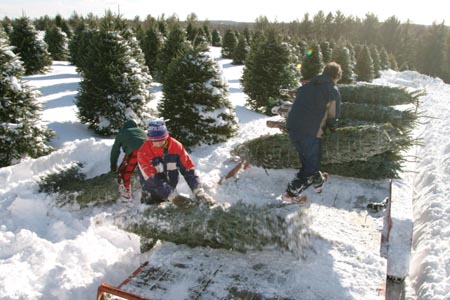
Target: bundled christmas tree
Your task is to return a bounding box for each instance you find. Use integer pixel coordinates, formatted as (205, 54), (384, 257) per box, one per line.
(159, 46), (238, 150)
(339, 83), (424, 106)
(233, 124), (412, 167)
(116, 201), (311, 256)
(0, 29), (54, 167)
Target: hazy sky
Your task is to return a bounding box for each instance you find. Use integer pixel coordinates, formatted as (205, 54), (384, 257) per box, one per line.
(1, 0), (447, 25)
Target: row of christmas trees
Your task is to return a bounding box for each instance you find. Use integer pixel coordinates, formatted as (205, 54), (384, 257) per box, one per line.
(0, 11), (417, 169)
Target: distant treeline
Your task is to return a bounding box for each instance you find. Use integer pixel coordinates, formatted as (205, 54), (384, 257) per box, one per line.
(2, 10), (447, 83)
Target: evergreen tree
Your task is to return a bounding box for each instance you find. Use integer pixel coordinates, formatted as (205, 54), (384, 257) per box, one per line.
(0, 29), (54, 167)
(202, 23), (212, 44)
(416, 22), (448, 80)
(232, 34), (248, 65)
(389, 54), (399, 71)
(301, 43), (324, 80)
(369, 44), (381, 78)
(379, 47), (391, 70)
(75, 16), (153, 135)
(44, 24), (69, 60)
(9, 17), (52, 75)
(221, 29), (237, 58)
(142, 26), (164, 80)
(320, 40), (332, 63)
(157, 26), (190, 83)
(332, 45), (354, 83)
(54, 14), (73, 39)
(242, 30), (300, 115)
(68, 22), (96, 71)
(159, 47), (238, 150)
(355, 45), (375, 82)
(211, 29), (222, 46)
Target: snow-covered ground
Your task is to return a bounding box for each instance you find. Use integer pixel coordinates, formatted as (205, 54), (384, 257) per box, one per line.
(0, 47), (449, 299)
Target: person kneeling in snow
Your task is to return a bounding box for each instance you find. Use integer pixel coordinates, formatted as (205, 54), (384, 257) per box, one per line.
(110, 118), (147, 200)
(137, 119), (213, 205)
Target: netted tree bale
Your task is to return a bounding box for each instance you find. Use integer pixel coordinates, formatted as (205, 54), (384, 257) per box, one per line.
(340, 102), (418, 129)
(115, 201), (311, 256)
(272, 101), (417, 130)
(233, 124), (413, 168)
(338, 84), (424, 106)
(322, 151), (403, 179)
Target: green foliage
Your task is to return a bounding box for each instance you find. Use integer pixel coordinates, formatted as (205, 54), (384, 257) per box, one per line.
(157, 26), (190, 83)
(75, 15), (153, 135)
(379, 47), (391, 70)
(9, 17), (52, 75)
(233, 124), (413, 169)
(0, 31), (54, 167)
(211, 29), (222, 46)
(121, 201), (310, 254)
(242, 31), (300, 115)
(300, 43), (323, 80)
(331, 45), (354, 83)
(232, 34), (248, 65)
(221, 29), (237, 58)
(339, 84), (424, 106)
(141, 26), (164, 80)
(340, 102), (418, 130)
(369, 44), (381, 78)
(159, 47), (238, 150)
(355, 45), (374, 82)
(44, 25), (69, 60)
(320, 41), (332, 63)
(38, 163), (120, 207)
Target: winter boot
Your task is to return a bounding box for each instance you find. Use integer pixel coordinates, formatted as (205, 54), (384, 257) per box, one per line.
(311, 171), (328, 193)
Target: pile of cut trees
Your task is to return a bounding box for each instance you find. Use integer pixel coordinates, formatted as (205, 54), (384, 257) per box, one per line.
(235, 84), (423, 179)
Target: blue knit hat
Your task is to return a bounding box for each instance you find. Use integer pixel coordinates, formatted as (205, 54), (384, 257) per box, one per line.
(147, 120), (169, 141)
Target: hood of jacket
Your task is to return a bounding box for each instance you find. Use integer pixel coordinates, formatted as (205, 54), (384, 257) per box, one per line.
(123, 119), (138, 129)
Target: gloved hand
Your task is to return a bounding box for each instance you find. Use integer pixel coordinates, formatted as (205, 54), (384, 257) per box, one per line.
(193, 188), (215, 205)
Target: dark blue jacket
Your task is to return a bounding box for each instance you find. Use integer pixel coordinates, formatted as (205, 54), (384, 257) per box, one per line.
(286, 74), (341, 138)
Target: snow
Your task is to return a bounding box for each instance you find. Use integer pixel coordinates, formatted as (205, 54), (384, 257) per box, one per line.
(0, 48), (449, 299)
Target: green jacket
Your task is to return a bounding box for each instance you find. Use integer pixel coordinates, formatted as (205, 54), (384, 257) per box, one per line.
(110, 119), (147, 171)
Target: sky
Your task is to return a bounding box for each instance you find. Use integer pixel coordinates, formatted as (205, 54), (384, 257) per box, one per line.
(1, 45), (449, 299)
(1, 0), (449, 25)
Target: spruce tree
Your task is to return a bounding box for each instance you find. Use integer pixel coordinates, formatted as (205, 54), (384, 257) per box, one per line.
(157, 26), (190, 83)
(221, 29), (237, 58)
(9, 17), (52, 75)
(301, 43), (324, 80)
(379, 47), (391, 70)
(232, 34), (248, 65)
(242, 30), (300, 115)
(332, 45), (354, 84)
(320, 41), (332, 63)
(159, 47), (238, 150)
(142, 26), (164, 81)
(355, 45), (375, 82)
(44, 24), (69, 60)
(211, 29), (222, 46)
(75, 16), (153, 135)
(0, 29), (54, 167)
(369, 44), (381, 78)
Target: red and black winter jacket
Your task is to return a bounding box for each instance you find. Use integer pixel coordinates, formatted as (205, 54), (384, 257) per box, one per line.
(137, 136), (200, 199)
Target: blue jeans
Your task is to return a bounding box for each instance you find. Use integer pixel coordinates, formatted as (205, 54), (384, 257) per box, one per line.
(288, 132), (322, 189)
